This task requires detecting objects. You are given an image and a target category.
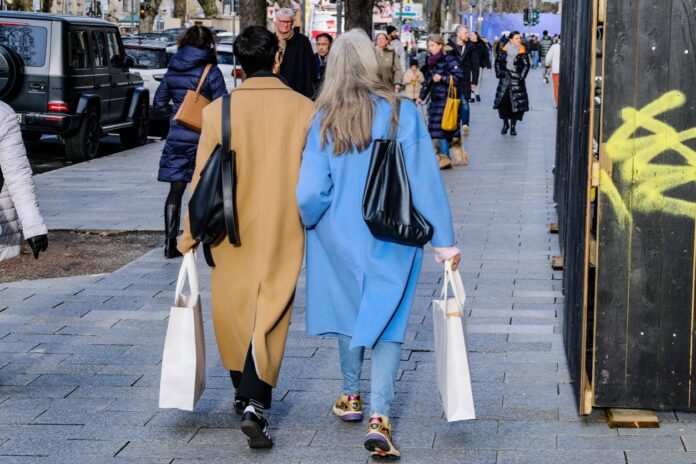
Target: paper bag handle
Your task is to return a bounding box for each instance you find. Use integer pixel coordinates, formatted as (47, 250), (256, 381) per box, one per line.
(174, 251), (199, 301)
(441, 260), (466, 312)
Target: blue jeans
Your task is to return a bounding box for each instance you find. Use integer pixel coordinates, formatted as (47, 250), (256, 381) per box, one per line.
(460, 98), (470, 126)
(337, 334), (402, 416)
(531, 50), (540, 68)
(437, 138), (450, 157)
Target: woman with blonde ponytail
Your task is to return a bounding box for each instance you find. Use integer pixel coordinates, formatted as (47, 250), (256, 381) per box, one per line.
(297, 28), (460, 460)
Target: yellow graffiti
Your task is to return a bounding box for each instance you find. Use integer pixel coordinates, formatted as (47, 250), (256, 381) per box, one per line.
(601, 91), (696, 228)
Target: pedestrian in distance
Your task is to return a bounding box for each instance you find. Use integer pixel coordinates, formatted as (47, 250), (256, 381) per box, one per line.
(0, 101), (48, 262)
(417, 34), (464, 169)
(402, 58), (425, 102)
(469, 31), (491, 103)
(296, 28), (461, 460)
(274, 7), (316, 99)
(545, 36), (561, 108)
(153, 25), (228, 259)
(494, 31), (530, 136)
(375, 32), (404, 93)
(529, 34), (540, 69)
(386, 25), (407, 72)
(447, 25), (478, 132)
(177, 25), (314, 449)
(313, 32), (332, 99)
(539, 30), (553, 83)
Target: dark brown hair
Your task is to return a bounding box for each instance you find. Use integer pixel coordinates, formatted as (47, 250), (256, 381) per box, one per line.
(178, 25), (216, 52)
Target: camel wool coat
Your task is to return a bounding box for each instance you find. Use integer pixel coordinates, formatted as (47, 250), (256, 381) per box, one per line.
(178, 75), (314, 386)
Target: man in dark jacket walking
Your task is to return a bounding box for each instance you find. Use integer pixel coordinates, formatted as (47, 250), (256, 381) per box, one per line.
(539, 30), (553, 83)
(274, 8), (316, 98)
(447, 25), (479, 134)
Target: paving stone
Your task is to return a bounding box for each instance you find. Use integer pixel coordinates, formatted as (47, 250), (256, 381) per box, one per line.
(497, 450), (626, 464)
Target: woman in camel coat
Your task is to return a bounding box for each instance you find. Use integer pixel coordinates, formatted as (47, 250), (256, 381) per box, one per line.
(177, 26), (314, 449)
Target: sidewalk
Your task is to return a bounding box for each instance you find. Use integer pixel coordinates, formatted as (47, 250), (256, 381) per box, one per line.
(1, 70), (693, 463)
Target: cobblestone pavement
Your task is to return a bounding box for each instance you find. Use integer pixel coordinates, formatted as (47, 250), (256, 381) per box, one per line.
(2, 71), (695, 463)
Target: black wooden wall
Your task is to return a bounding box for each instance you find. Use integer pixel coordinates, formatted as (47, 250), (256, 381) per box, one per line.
(594, 0), (696, 410)
(554, 0), (594, 407)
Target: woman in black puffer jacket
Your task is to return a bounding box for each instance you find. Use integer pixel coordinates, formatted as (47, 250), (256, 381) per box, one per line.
(493, 31), (530, 136)
(153, 26), (227, 258)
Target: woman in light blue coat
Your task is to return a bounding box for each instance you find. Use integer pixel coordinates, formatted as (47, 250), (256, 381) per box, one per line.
(296, 28), (461, 460)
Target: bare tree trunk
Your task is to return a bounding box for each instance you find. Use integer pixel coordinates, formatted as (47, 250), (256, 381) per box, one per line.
(429, 0), (442, 33)
(140, 0), (162, 32)
(41, 0), (51, 12)
(7, 0), (31, 11)
(240, 0), (267, 29)
(197, 0), (217, 17)
(345, 0), (372, 34)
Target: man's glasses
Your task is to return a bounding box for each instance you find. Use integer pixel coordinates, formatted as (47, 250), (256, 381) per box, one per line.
(277, 20), (293, 25)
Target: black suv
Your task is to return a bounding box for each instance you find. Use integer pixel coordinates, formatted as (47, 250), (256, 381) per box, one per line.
(0, 12), (149, 161)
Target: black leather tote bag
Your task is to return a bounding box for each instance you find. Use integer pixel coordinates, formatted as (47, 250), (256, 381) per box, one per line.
(362, 99), (433, 246)
(188, 94), (240, 267)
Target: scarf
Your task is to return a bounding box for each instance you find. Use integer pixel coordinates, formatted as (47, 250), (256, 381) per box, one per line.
(428, 50), (444, 67)
(276, 28), (295, 55)
(505, 43), (520, 71)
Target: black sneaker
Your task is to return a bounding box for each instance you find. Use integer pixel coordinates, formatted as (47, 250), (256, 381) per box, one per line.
(476, 95), (481, 102)
(241, 405), (273, 448)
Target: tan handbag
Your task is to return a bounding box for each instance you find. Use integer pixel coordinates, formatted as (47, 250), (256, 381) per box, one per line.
(173, 64), (212, 133)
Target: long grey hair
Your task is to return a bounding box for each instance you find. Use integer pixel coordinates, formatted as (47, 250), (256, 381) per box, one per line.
(313, 28), (400, 156)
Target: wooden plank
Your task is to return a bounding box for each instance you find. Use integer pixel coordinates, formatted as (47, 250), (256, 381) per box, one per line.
(607, 409), (659, 429)
(621, 0), (671, 410)
(593, 0), (639, 407)
(549, 222), (559, 234)
(552, 256), (564, 271)
(578, 0), (602, 416)
(664, 0), (696, 409)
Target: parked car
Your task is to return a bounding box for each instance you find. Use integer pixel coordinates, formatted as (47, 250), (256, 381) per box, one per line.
(0, 12), (149, 161)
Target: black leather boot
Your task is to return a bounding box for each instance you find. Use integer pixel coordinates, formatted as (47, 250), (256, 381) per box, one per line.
(501, 119), (510, 135)
(164, 204), (183, 259)
(510, 120), (518, 136)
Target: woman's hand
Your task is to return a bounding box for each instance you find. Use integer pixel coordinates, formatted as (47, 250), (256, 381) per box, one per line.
(433, 74), (442, 83)
(416, 98), (423, 105)
(449, 253), (462, 271)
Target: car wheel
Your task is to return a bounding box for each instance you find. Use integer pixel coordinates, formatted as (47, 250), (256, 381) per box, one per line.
(64, 105), (100, 162)
(120, 100), (149, 148)
(0, 45), (24, 101)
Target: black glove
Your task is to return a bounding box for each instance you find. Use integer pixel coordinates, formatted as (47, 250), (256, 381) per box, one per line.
(26, 234), (48, 259)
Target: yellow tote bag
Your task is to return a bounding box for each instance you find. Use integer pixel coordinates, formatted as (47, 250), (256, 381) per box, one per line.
(441, 77), (460, 132)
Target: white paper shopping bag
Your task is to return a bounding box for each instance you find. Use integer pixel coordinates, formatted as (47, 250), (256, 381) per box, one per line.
(159, 251), (206, 411)
(432, 260), (476, 422)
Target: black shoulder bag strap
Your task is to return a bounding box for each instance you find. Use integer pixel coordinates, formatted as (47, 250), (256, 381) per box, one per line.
(202, 94), (240, 268)
(221, 94), (240, 246)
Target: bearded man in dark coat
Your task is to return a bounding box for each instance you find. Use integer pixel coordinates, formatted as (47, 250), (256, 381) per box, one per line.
(273, 7), (316, 98)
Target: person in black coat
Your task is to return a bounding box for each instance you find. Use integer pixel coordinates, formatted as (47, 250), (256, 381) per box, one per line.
(313, 32), (332, 99)
(447, 25), (478, 132)
(470, 31), (491, 102)
(493, 31), (530, 136)
(153, 26), (228, 258)
(417, 34), (463, 168)
(274, 8), (316, 98)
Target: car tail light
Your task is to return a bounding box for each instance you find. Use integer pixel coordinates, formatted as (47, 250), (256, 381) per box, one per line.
(234, 67), (243, 78)
(48, 101), (69, 112)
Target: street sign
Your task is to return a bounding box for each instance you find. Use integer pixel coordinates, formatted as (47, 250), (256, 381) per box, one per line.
(381, 2), (394, 18)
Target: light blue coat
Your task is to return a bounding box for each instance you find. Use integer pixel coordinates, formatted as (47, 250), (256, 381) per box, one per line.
(296, 97), (456, 349)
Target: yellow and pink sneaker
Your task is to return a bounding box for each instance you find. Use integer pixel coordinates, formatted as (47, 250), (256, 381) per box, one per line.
(331, 394), (363, 422)
(364, 414), (400, 460)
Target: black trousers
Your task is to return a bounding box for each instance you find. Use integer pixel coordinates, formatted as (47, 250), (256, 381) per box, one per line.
(229, 345), (272, 409)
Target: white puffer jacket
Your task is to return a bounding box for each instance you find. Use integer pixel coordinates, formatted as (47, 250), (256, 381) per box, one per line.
(0, 101), (47, 261)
